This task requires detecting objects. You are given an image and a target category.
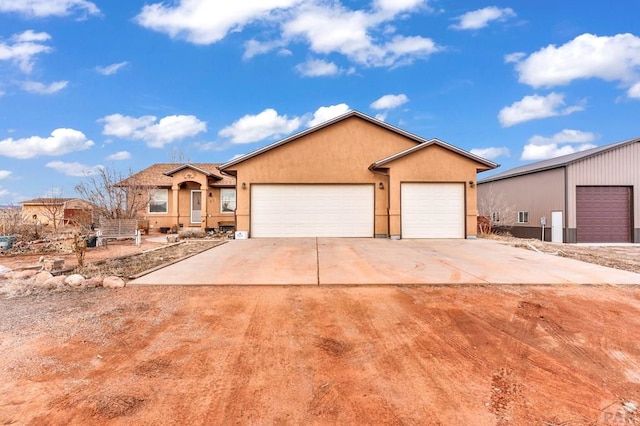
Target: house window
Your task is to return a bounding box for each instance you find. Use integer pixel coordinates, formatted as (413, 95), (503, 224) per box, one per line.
(149, 189), (168, 213)
(221, 188), (236, 213)
(518, 211), (529, 223)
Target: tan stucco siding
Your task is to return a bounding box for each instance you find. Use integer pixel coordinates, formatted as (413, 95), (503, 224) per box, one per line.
(384, 144), (485, 237)
(566, 143), (640, 228)
(138, 167), (234, 231)
(227, 117), (417, 235)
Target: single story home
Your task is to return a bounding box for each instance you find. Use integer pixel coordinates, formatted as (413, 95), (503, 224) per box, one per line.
(478, 137), (640, 243)
(119, 163), (236, 232)
(20, 198), (96, 228)
(218, 111), (497, 239)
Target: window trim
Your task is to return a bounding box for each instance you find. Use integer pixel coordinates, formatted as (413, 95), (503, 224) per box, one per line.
(148, 188), (169, 214)
(518, 211), (529, 224)
(220, 188), (236, 214)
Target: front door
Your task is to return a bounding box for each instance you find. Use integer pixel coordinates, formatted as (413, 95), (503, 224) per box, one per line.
(551, 210), (563, 243)
(191, 190), (202, 223)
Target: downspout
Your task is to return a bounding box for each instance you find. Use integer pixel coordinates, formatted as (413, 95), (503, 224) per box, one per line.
(368, 164), (391, 238)
(564, 165), (568, 243)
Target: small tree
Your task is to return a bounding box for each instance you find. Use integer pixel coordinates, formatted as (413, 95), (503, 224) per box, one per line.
(39, 189), (66, 232)
(75, 167), (153, 221)
(478, 183), (517, 233)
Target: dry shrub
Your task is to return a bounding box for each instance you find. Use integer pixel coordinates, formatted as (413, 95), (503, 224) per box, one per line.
(178, 229), (207, 239)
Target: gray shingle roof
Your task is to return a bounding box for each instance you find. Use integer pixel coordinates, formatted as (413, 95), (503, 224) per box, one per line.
(479, 137), (640, 183)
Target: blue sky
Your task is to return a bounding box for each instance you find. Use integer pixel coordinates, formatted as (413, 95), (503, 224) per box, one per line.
(1, 0), (639, 203)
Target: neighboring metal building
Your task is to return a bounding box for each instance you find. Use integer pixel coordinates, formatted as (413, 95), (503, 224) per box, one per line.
(478, 137), (640, 243)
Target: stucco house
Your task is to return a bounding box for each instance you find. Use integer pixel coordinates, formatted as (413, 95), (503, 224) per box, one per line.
(20, 198), (96, 228)
(120, 163), (236, 232)
(218, 111), (497, 239)
(478, 137), (640, 243)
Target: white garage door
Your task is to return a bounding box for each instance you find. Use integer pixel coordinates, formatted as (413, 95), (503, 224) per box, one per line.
(251, 184), (374, 237)
(401, 183), (465, 238)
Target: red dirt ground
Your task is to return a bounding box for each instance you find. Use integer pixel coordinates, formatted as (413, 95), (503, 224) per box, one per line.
(1, 285), (639, 424)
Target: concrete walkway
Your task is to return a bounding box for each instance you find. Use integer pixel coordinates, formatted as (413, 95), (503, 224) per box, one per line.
(129, 238), (640, 285)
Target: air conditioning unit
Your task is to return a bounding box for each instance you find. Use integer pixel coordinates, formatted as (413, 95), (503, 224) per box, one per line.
(234, 231), (248, 240)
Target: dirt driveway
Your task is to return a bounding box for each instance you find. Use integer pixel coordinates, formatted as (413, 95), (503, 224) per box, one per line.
(1, 285), (639, 424)
(130, 238), (640, 285)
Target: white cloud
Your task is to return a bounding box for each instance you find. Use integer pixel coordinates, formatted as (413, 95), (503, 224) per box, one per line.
(21, 80), (68, 94)
(46, 161), (103, 176)
(0, 128), (94, 159)
(0, 0), (99, 18)
(295, 58), (340, 77)
(370, 93), (408, 110)
(470, 147), (510, 160)
(0, 170), (11, 179)
(511, 33), (640, 97)
(498, 92), (584, 127)
(504, 52), (525, 64)
(450, 6), (516, 30)
(521, 129), (598, 160)
(375, 112), (388, 121)
(218, 108), (302, 144)
(628, 82), (640, 99)
(0, 30), (52, 73)
(106, 151), (131, 161)
(307, 103), (350, 127)
(136, 1), (440, 69)
(95, 61), (128, 76)
(100, 114), (207, 148)
(136, 0), (301, 45)
(283, 4), (440, 68)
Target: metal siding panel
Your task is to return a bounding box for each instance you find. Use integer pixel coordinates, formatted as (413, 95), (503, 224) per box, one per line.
(567, 143), (640, 228)
(251, 184), (374, 237)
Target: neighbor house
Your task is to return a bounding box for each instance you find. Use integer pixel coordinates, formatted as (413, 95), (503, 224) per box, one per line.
(478, 137), (640, 243)
(218, 111), (497, 239)
(118, 163), (236, 232)
(20, 198), (96, 228)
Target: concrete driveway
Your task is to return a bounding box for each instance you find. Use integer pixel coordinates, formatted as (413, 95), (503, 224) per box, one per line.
(129, 238), (640, 285)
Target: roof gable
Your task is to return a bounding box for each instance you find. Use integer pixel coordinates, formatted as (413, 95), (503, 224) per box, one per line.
(118, 163), (236, 187)
(371, 138), (497, 171)
(480, 137), (640, 183)
(219, 110), (430, 171)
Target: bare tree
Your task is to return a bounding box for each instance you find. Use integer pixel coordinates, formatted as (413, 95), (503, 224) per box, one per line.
(477, 183), (517, 233)
(75, 167), (153, 221)
(39, 189), (66, 232)
(0, 205), (21, 235)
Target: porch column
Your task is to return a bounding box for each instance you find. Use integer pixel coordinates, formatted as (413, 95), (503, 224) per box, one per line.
(171, 184), (180, 226)
(200, 187), (206, 229)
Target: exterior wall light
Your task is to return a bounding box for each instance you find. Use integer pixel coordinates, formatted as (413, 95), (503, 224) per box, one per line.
(379, 182), (384, 189)
(469, 181), (475, 187)
(241, 182), (247, 189)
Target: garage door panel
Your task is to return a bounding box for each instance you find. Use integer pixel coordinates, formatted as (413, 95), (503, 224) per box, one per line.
(251, 185), (374, 237)
(576, 186), (631, 243)
(401, 183), (465, 239)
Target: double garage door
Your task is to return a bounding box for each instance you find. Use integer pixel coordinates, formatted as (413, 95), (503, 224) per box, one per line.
(576, 186), (632, 243)
(251, 183), (465, 238)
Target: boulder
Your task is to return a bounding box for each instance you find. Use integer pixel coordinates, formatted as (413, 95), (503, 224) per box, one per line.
(103, 276), (125, 288)
(9, 269), (38, 280)
(42, 275), (67, 288)
(65, 274), (86, 287)
(43, 258), (65, 272)
(84, 277), (103, 288)
(34, 271), (54, 283)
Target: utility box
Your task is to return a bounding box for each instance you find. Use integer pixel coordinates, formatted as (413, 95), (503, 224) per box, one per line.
(234, 231), (248, 240)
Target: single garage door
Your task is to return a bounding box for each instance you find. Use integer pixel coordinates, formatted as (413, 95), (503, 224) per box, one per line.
(576, 186), (631, 243)
(251, 184), (374, 237)
(401, 183), (465, 238)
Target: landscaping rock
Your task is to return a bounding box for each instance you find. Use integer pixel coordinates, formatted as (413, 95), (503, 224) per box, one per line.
(103, 276), (125, 288)
(42, 275), (67, 288)
(10, 269), (38, 280)
(65, 274), (86, 287)
(85, 277), (103, 288)
(43, 258), (65, 272)
(34, 271), (54, 283)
